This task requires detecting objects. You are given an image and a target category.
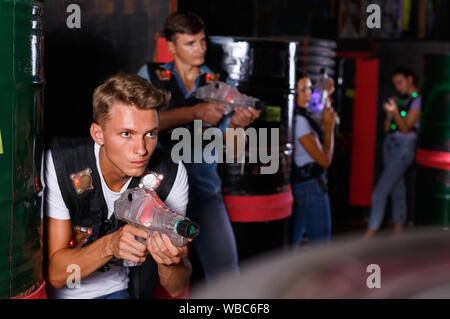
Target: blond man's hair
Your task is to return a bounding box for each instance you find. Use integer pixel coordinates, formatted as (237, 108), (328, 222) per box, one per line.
(93, 72), (170, 124)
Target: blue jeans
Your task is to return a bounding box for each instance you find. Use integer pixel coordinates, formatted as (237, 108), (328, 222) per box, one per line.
(187, 192), (239, 281)
(291, 176), (331, 246)
(368, 134), (417, 230)
(94, 289), (130, 299)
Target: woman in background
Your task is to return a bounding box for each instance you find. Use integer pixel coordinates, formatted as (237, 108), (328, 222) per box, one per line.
(291, 72), (337, 247)
(364, 67), (421, 239)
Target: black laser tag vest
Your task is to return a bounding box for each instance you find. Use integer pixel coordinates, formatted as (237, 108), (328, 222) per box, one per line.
(146, 62), (218, 149)
(389, 93), (421, 134)
(50, 137), (179, 299)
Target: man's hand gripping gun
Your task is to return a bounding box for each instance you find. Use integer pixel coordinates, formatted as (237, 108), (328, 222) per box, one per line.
(195, 81), (266, 115)
(113, 174), (199, 267)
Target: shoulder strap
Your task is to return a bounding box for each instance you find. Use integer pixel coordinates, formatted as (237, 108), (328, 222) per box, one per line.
(403, 93), (421, 109)
(50, 137), (108, 238)
(146, 62), (171, 91)
(50, 137), (90, 216)
(146, 62), (191, 110)
(295, 108), (324, 143)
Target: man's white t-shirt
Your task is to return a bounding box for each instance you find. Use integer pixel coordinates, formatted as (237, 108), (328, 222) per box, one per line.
(45, 142), (189, 299)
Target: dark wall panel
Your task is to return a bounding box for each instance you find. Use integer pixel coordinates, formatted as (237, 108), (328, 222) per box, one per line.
(179, 0), (335, 39)
(43, 0), (170, 143)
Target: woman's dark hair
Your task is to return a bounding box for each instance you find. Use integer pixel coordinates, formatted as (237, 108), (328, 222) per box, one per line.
(164, 12), (205, 42)
(296, 69), (309, 83)
(294, 69), (324, 142)
(392, 66), (417, 84)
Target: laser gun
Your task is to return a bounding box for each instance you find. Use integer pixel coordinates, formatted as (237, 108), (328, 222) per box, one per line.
(114, 186), (199, 266)
(195, 81), (266, 115)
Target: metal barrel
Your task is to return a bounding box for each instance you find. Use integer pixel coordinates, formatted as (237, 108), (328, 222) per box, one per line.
(0, 0), (45, 298)
(206, 36), (337, 260)
(415, 54), (450, 228)
(207, 36), (336, 260)
(206, 37), (296, 260)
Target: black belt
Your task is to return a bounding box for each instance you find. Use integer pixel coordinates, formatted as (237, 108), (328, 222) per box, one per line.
(293, 163), (323, 180)
(292, 163), (328, 192)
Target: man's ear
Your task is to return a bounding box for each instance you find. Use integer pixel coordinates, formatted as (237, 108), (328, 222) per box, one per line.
(90, 122), (104, 146)
(166, 39), (177, 56)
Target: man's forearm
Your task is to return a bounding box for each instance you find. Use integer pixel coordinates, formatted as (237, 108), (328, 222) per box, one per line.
(157, 257), (192, 297)
(159, 107), (197, 131)
(47, 234), (113, 289)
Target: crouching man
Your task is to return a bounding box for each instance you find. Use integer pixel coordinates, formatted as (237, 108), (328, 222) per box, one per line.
(44, 73), (191, 299)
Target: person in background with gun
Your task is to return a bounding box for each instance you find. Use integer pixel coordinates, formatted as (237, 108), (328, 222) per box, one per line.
(137, 12), (261, 282)
(291, 71), (337, 247)
(364, 67), (421, 239)
(44, 73), (192, 299)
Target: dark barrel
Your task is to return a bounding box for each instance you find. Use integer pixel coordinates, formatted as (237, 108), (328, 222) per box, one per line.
(263, 36), (337, 85)
(0, 0), (45, 298)
(415, 54), (450, 228)
(207, 37), (296, 260)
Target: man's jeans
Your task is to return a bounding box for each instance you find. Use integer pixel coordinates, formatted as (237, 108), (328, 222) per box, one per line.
(187, 192), (239, 281)
(94, 289), (130, 299)
(368, 134), (417, 230)
(291, 175), (332, 246)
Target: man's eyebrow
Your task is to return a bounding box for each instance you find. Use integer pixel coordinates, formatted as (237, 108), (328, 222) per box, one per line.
(118, 126), (159, 132)
(118, 128), (136, 133)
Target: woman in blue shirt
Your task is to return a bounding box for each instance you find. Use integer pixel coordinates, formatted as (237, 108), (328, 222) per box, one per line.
(291, 73), (337, 247)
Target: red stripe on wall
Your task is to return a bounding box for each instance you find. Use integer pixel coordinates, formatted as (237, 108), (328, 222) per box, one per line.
(416, 148), (450, 171)
(349, 59), (379, 206)
(223, 190), (293, 223)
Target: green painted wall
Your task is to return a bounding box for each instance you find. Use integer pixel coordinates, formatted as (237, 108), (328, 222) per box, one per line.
(416, 54), (450, 228)
(0, 0), (44, 298)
